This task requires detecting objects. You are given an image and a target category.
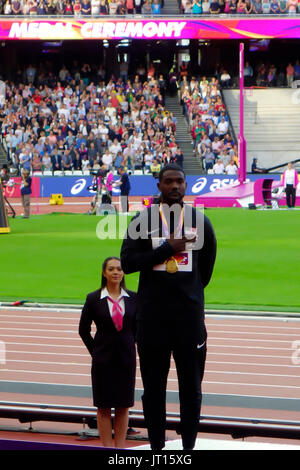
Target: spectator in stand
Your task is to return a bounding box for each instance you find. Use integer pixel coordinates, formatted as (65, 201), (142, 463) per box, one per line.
(82, 0), (92, 15)
(270, 0), (280, 12)
(61, 149), (73, 172)
(42, 152), (52, 171)
(245, 0), (253, 12)
(126, 0), (135, 13)
(244, 61), (254, 86)
(64, 0), (74, 13)
(279, 0), (288, 12)
(225, 159), (238, 175)
(287, 0), (298, 13)
(203, 144), (215, 171)
(31, 153), (42, 172)
(99, 0), (108, 13)
(220, 70), (231, 88)
(51, 148), (62, 172)
(251, 158), (264, 174)
(4, 0), (12, 14)
(192, 0), (202, 13)
(252, 0), (263, 12)
(261, 0), (271, 13)
(286, 62), (294, 87)
(152, 0), (161, 14)
(201, 0), (210, 12)
(236, 0), (246, 12)
(294, 60), (300, 80)
(229, 0), (237, 12)
(142, 0), (152, 13)
(210, 0), (221, 12)
(213, 159), (225, 174)
(11, 0), (22, 14)
(74, 0), (82, 15)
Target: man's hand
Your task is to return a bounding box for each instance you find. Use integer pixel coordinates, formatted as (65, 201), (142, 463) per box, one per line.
(167, 233), (197, 253)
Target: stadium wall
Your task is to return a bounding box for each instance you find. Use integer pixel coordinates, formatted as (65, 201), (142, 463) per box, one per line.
(4, 174), (281, 198)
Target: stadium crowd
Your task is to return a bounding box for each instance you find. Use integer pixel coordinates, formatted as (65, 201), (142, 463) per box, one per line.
(0, 0), (299, 15)
(0, 62), (186, 177)
(181, 0), (300, 14)
(179, 74), (238, 173)
(0, 0), (163, 15)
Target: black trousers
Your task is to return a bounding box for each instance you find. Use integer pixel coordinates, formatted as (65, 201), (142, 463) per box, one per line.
(137, 341), (207, 450)
(286, 184), (296, 207)
(120, 193), (129, 212)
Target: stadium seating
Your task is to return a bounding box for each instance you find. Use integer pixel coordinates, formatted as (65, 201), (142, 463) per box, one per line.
(0, 69), (184, 176)
(179, 76), (238, 174)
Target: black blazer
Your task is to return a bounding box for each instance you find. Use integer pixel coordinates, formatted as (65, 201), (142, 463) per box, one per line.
(79, 288), (137, 365)
(120, 205), (217, 346)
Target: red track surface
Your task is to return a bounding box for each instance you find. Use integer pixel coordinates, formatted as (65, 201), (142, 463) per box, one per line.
(1, 307), (300, 447)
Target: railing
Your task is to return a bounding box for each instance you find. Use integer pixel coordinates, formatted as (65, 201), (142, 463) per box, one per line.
(0, 13), (300, 18)
(1, 401), (300, 441)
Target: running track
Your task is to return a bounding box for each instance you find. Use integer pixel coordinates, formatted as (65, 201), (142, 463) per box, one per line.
(2, 198), (300, 446)
(1, 306), (300, 439)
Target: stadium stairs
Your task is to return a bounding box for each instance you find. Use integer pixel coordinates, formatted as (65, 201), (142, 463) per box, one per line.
(165, 94), (204, 175)
(223, 88), (300, 173)
(161, 0), (180, 14)
(0, 142), (8, 169)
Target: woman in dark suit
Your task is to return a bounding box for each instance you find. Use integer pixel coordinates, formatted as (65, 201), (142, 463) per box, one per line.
(79, 257), (137, 448)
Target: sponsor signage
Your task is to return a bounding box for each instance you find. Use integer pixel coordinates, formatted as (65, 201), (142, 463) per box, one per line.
(6, 174), (281, 198)
(2, 18), (300, 40)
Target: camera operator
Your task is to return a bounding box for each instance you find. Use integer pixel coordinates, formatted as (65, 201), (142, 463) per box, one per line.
(88, 164), (113, 214)
(0, 164), (10, 187)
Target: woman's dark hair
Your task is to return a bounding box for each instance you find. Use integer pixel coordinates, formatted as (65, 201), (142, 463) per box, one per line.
(100, 257), (126, 290)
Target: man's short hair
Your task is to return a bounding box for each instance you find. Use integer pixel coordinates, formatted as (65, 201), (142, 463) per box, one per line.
(158, 164), (186, 181)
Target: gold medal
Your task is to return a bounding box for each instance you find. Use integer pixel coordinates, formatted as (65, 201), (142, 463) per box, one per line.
(166, 257), (178, 273)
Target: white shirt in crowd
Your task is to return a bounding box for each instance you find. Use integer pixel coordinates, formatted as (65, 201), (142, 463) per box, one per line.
(213, 161), (225, 174)
(226, 163), (238, 175)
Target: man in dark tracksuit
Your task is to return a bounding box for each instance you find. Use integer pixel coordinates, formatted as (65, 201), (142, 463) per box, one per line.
(116, 166), (131, 213)
(121, 164), (217, 450)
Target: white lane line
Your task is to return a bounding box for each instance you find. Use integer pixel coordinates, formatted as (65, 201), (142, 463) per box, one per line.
(1, 341), (85, 349)
(2, 324), (298, 337)
(203, 381), (300, 390)
(4, 358), (299, 371)
(206, 361), (299, 369)
(0, 328), (78, 333)
(6, 350), (89, 357)
(1, 370), (300, 391)
(206, 322), (300, 331)
(208, 329), (300, 338)
(6, 349), (296, 364)
(0, 334), (296, 345)
(5, 359), (90, 366)
(0, 335), (83, 340)
(0, 322), (77, 327)
(4, 364), (300, 381)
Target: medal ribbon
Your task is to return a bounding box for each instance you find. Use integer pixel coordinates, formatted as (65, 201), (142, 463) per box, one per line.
(159, 203), (184, 239)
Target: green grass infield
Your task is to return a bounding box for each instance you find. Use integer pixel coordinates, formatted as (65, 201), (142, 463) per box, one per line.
(1, 209), (300, 312)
